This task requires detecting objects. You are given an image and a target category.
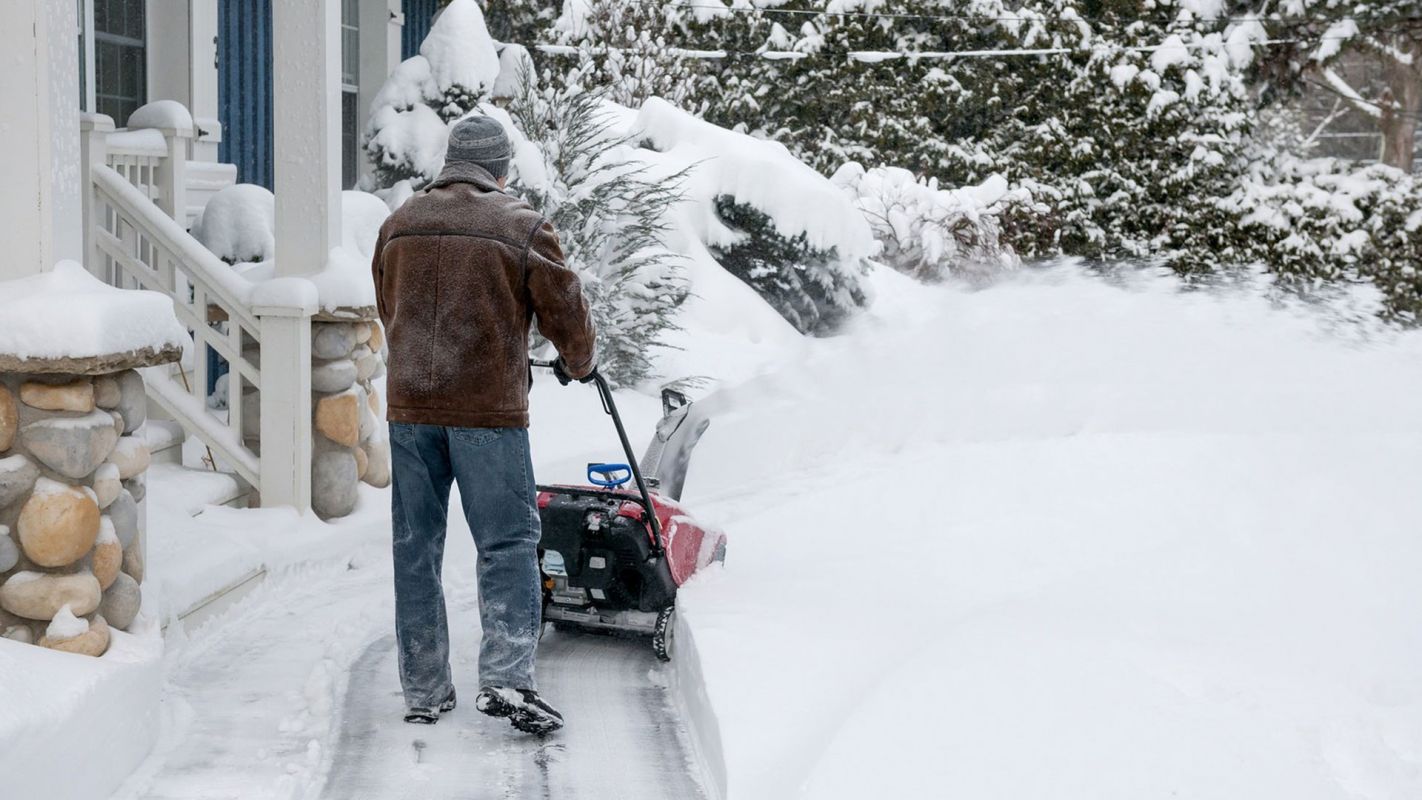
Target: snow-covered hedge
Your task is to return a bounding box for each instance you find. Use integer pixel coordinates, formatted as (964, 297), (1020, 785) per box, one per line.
(1223, 156), (1422, 322)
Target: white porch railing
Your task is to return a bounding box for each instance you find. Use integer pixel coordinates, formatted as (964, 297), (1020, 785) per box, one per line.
(81, 116), (314, 513)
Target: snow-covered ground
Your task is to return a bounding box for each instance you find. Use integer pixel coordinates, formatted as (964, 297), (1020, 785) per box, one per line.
(111, 261), (1422, 799)
(678, 264), (1422, 799)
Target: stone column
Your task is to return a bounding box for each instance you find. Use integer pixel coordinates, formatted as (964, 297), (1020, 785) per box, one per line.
(0, 346), (180, 654)
(310, 311), (391, 519)
(272, 0), (343, 277)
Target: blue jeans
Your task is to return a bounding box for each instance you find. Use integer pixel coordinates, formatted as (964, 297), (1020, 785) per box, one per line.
(388, 423), (543, 709)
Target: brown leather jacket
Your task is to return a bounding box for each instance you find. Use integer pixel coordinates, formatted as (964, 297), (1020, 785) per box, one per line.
(372, 162), (597, 428)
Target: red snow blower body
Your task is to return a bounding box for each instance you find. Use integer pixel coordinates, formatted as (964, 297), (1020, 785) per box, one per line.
(531, 361), (724, 661)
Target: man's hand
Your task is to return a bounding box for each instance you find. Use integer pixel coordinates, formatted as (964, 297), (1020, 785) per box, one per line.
(552, 358), (597, 386)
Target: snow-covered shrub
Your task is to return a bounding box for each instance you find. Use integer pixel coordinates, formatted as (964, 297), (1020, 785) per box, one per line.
(362, 0), (505, 189)
(631, 97), (877, 336)
(710, 197), (867, 334)
(505, 80), (690, 387)
(192, 184), (275, 264)
(1222, 155), (1422, 322)
(833, 164), (1028, 282)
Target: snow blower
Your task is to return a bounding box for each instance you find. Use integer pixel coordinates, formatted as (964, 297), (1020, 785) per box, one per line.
(531, 360), (725, 661)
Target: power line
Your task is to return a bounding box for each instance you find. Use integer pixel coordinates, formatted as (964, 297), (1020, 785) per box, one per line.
(674, 2), (1422, 28)
(536, 30), (1405, 63)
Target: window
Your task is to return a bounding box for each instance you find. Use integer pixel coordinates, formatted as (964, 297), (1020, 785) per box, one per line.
(341, 0), (360, 188)
(94, 0), (146, 125)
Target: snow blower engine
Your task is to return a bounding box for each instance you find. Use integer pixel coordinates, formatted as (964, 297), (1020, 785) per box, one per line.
(531, 359), (725, 661)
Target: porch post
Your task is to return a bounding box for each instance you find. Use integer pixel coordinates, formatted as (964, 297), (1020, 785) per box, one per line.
(272, 0), (343, 277)
(0, 0), (83, 280)
(255, 291), (317, 512)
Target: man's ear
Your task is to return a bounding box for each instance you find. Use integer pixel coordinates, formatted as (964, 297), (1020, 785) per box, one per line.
(497, 176), (508, 190)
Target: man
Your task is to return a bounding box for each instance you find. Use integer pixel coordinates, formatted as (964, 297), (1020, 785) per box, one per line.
(371, 116), (597, 736)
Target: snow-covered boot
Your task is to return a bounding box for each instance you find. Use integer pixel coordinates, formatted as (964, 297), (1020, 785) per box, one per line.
(403, 687), (457, 724)
(474, 686), (564, 735)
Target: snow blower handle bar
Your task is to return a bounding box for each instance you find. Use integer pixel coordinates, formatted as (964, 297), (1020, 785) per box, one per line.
(529, 359), (665, 555)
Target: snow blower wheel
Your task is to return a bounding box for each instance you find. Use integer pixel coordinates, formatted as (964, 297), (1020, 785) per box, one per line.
(653, 605), (676, 662)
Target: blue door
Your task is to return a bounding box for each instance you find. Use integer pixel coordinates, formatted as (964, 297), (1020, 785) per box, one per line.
(403, 0), (438, 59)
(218, 0), (274, 189)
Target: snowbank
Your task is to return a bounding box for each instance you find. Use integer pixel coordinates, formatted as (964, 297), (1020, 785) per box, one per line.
(0, 261), (188, 360)
(633, 98), (875, 260)
(677, 263), (1422, 800)
(0, 621), (164, 800)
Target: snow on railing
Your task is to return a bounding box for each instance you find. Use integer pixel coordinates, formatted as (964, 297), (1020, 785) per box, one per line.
(91, 163), (263, 489)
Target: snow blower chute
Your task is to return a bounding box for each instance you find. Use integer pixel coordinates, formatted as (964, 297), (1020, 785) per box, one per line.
(531, 360), (725, 662)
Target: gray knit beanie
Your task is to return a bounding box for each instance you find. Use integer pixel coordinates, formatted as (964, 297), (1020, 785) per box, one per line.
(446, 116), (512, 179)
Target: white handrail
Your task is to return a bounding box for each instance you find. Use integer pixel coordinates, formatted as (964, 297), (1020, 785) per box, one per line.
(92, 162), (263, 492)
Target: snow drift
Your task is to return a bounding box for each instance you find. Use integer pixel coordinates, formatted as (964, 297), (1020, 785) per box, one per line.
(677, 263), (1422, 800)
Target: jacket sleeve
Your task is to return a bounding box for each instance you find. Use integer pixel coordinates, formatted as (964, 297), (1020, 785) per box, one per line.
(371, 224), (391, 325)
(525, 219), (598, 379)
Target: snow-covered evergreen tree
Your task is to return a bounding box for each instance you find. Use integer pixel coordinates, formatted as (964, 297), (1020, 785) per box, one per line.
(539, 0), (707, 110)
(505, 76), (691, 386)
(363, 0), (503, 189)
(709, 197), (867, 334)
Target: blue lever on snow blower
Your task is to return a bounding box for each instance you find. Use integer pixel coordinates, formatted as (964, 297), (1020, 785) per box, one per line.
(588, 463), (633, 488)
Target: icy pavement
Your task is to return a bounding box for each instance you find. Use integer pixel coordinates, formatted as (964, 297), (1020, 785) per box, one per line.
(321, 628), (706, 800)
(114, 490), (705, 799)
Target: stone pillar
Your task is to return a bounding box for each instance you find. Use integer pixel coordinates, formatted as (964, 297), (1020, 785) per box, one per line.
(0, 0), (83, 280)
(0, 348), (179, 653)
(310, 313), (391, 519)
(272, 0), (343, 277)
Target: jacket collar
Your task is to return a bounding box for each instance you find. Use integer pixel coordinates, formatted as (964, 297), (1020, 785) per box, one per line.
(428, 161), (504, 192)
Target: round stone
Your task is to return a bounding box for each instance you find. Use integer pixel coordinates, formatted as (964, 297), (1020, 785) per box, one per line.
(100, 572), (141, 631)
(108, 436), (151, 480)
(313, 323), (357, 361)
(93, 376), (122, 409)
(0, 385), (18, 451)
(19, 410), (120, 480)
(366, 387), (381, 416)
(358, 399), (376, 445)
(0, 525), (18, 572)
(92, 463), (122, 509)
(312, 449), (358, 519)
(362, 438), (391, 489)
(3, 623), (35, 644)
(17, 479), (102, 567)
(41, 614), (110, 657)
(116, 370), (147, 434)
(367, 323), (385, 354)
(92, 520), (123, 590)
(354, 322), (373, 345)
(20, 379), (95, 413)
(312, 359), (358, 394)
(316, 390), (361, 448)
(0, 570), (102, 620)
(354, 444), (369, 479)
(0, 454), (40, 509)
(355, 348), (379, 381)
(122, 539), (145, 584)
(108, 489), (138, 550)
(123, 473), (146, 504)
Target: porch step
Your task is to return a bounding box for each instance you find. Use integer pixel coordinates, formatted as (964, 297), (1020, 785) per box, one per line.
(146, 462), (254, 515)
(143, 419), (186, 466)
